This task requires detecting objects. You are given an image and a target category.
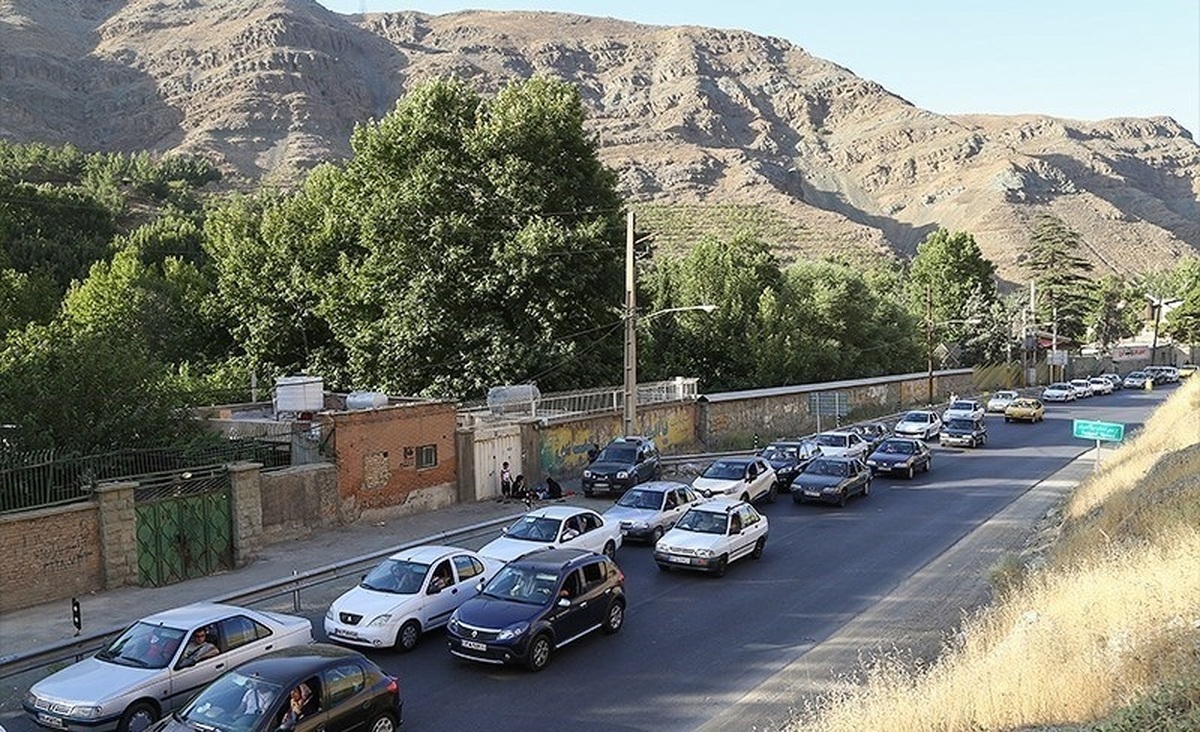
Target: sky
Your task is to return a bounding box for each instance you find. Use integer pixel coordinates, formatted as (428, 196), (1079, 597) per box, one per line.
(315, 0), (1200, 138)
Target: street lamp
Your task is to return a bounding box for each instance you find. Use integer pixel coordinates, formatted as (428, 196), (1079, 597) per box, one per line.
(623, 304), (717, 436)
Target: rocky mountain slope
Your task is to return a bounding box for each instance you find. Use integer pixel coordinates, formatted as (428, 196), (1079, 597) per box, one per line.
(2, 0), (1197, 283)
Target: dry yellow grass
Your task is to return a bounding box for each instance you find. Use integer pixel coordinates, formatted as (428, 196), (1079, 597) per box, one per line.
(794, 378), (1200, 732)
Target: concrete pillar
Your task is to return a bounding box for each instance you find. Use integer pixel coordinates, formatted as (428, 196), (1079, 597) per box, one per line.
(94, 481), (139, 589)
(228, 462), (264, 566)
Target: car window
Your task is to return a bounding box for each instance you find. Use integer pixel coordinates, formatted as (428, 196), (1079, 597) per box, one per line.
(453, 555), (485, 581)
(96, 621), (186, 669)
(580, 561), (605, 592)
(505, 515), (560, 542)
(815, 434), (848, 447)
(219, 615), (272, 651)
(430, 559), (454, 589)
(362, 559), (427, 594)
(729, 513), (742, 534)
(740, 506), (761, 527)
(323, 662), (366, 708)
(702, 460), (748, 480)
(676, 509), (726, 534)
(598, 445), (637, 463)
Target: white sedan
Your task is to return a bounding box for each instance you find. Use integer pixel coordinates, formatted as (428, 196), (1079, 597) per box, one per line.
(1088, 377), (1114, 395)
(985, 390), (1019, 412)
(653, 498), (768, 576)
(942, 399), (985, 422)
(478, 505), (622, 563)
(24, 603), (313, 732)
(1069, 379), (1094, 398)
(324, 544), (500, 652)
(893, 410), (943, 439)
(691, 456), (778, 503)
(1042, 382), (1077, 402)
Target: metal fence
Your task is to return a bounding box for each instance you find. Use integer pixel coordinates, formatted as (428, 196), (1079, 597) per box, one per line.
(459, 378), (699, 425)
(0, 439), (292, 514)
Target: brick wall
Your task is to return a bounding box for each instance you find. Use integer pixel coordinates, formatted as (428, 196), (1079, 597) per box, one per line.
(326, 401), (458, 518)
(0, 503), (102, 613)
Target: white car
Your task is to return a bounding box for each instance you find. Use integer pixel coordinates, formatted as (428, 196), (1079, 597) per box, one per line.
(653, 498), (768, 576)
(1122, 371), (1151, 389)
(1068, 379), (1094, 398)
(985, 390), (1019, 413)
(893, 410), (943, 439)
(1087, 377), (1114, 395)
(24, 603), (313, 732)
(812, 431), (869, 460)
(602, 480), (705, 543)
(1042, 382), (1077, 402)
(942, 399), (985, 422)
(478, 505), (622, 563)
(691, 456), (778, 503)
(324, 544), (500, 652)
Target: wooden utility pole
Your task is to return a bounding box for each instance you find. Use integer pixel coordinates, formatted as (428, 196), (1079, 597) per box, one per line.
(622, 212), (637, 436)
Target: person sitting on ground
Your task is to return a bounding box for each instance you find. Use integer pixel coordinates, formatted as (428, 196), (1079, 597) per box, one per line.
(182, 627), (219, 664)
(544, 475), (563, 500)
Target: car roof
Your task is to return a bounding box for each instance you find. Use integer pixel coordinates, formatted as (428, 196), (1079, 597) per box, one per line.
(709, 455), (758, 465)
(233, 644), (373, 682)
(817, 430), (855, 437)
(811, 453), (861, 461)
(385, 544), (472, 564)
(139, 602), (258, 627)
(879, 436), (921, 444)
(689, 496), (747, 512)
(509, 547), (601, 570)
(525, 505), (596, 519)
(608, 435), (653, 445)
(901, 410), (935, 418)
(626, 480), (690, 492)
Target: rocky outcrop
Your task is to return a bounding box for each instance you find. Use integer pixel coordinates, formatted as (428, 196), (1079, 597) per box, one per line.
(2, 0), (1197, 282)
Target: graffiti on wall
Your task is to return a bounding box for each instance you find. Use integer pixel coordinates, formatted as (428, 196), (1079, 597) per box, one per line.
(537, 406), (695, 477)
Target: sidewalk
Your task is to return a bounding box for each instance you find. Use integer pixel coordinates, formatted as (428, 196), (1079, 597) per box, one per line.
(0, 492), (589, 658)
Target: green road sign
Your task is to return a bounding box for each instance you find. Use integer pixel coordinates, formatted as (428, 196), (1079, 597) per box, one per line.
(1073, 419), (1125, 442)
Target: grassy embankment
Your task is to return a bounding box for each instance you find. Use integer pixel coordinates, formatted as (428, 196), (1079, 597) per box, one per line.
(796, 378), (1200, 731)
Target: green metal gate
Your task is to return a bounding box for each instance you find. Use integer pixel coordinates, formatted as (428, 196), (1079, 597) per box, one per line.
(134, 467), (233, 587)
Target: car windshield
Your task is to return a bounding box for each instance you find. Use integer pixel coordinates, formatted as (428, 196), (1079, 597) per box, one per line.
(948, 401), (975, 411)
(993, 392), (1017, 400)
(1012, 399), (1038, 409)
(1049, 383), (1072, 390)
(877, 440), (914, 455)
(596, 445), (637, 463)
(360, 558), (429, 594)
(701, 460), (748, 480)
(814, 434), (848, 447)
(483, 565), (559, 605)
(616, 488), (664, 511)
(95, 621), (186, 669)
(947, 419), (977, 430)
(1127, 372), (1145, 378)
(674, 509), (728, 534)
(178, 670), (283, 731)
(807, 459), (849, 476)
(502, 515), (562, 543)
(759, 445), (797, 461)
(902, 412), (931, 423)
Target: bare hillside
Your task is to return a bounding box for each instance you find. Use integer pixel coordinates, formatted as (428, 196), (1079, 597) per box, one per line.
(1, 0), (1197, 282)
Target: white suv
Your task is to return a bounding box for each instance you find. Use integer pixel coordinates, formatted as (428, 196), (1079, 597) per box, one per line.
(653, 498), (769, 576)
(691, 456), (777, 503)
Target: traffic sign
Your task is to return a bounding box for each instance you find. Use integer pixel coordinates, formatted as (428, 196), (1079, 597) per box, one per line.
(1073, 419), (1125, 442)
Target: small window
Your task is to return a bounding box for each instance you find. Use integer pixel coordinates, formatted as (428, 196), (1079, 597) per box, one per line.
(454, 555), (484, 581)
(323, 663), (366, 708)
(580, 561), (605, 590)
(416, 444), (437, 469)
(218, 615), (271, 651)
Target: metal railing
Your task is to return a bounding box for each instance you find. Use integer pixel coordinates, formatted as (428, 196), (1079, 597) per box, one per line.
(459, 378), (699, 426)
(0, 513), (519, 681)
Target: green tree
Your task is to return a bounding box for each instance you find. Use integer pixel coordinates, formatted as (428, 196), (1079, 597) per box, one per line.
(1022, 215), (1095, 345)
(1087, 274), (1141, 349)
(1162, 259), (1200, 345)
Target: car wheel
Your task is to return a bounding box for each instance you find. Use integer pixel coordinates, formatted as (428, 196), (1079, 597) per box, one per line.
(395, 619), (420, 652)
(526, 633), (553, 672)
(906, 465), (915, 480)
(863, 479), (871, 497)
(651, 526), (664, 543)
(602, 540), (617, 559)
(119, 702), (159, 732)
(837, 490), (847, 508)
(751, 537), (766, 559)
(1005, 416), (1011, 423)
(766, 482), (778, 504)
(602, 599), (626, 634)
(368, 712), (398, 732)
(923, 458), (931, 472)
(713, 555), (729, 577)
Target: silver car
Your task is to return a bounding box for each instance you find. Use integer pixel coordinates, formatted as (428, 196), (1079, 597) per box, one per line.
(24, 603), (313, 732)
(602, 480), (704, 543)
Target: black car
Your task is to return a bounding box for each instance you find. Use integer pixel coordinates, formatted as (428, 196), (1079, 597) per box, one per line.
(940, 417), (988, 448)
(865, 437), (932, 479)
(152, 644), (402, 732)
(582, 436), (660, 496)
(446, 548), (626, 671)
(757, 439), (820, 490)
(790, 456), (872, 507)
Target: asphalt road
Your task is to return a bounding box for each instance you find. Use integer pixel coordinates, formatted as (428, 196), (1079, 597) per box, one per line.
(5, 385), (1171, 732)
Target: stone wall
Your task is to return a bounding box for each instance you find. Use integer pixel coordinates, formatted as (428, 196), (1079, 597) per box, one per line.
(0, 503), (102, 613)
(534, 401), (700, 479)
(259, 463), (340, 541)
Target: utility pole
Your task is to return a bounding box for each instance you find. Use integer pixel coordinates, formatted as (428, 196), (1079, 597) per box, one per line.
(926, 281), (934, 404)
(622, 212), (637, 437)
(1051, 303), (1059, 383)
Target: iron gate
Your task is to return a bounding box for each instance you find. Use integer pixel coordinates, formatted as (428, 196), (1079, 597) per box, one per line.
(134, 466), (233, 587)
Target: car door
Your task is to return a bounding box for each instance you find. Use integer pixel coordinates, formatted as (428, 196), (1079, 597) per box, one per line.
(166, 623), (229, 711)
(321, 662), (374, 732)
(547, 568), (594, 643)
(728, 506), (764, 560)
(421, 558), (462, 629)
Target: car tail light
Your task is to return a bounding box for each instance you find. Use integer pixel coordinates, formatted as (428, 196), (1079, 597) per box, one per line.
(386, 676), (399, 695)
(615, 566), (626, 583)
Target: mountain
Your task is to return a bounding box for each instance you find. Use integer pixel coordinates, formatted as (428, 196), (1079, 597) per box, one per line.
(2, 0), (1197, 284)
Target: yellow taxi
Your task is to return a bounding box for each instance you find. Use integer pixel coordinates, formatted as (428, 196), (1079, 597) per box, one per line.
(1178, 363), (1197, 379)
(1004, 397), (1045, 423)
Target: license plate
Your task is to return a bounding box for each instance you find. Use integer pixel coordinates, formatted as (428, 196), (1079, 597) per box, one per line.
(804, 490), (820, 497)
(593, 482), (609, 488)
(331, 628), (359, 639)
(461, 639), (487, 652)
(668, 555), (690, 564)
(38, 713), (66, 729)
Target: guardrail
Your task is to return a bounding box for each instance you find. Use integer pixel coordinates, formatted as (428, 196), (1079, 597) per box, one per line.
(0, 513), (519, 681)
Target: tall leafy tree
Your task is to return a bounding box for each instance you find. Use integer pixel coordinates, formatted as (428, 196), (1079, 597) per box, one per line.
(1162, 258), (1200, 345)
(1022, 215), (1094, 345)
(907, 228), (999, 364)
(1087, 274), (1141, 349)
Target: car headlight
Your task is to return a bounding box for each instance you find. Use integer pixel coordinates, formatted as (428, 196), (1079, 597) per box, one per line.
(325, 606), (335, 621)
(630, 520), (649, 530)
(25, 691), (38, 707)
(447, 615), (460, 633)
(367, 614), (392, 627)
(583, 470), (592, 478)
(694, 548), (714, 558)
(616, 470), (629, 479)
(497, 621), (530, 641)
(72, 706), (105, 719)
(866, 459), (876, 466)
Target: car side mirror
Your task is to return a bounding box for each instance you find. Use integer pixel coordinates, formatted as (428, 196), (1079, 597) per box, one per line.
(557, 597), (571, 608)
(475, 581), (485, 593)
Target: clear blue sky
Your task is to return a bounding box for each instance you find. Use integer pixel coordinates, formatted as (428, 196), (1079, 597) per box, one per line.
(315, 0), (1200, 138)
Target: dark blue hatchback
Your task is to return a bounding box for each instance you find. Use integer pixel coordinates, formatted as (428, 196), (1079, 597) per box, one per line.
(446, 548), (626, 671)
